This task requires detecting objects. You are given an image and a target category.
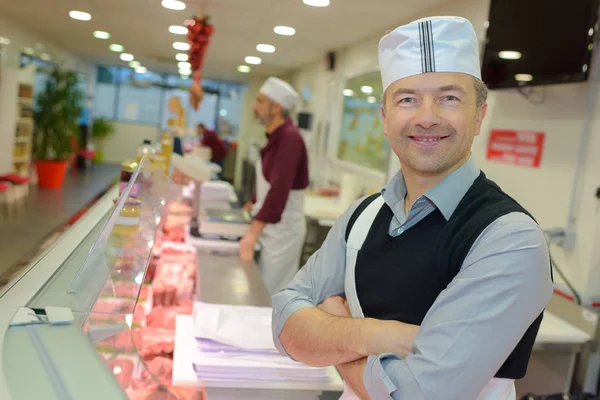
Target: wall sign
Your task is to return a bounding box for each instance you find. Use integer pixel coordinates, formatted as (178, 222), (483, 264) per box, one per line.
(486, 129), (545, 168)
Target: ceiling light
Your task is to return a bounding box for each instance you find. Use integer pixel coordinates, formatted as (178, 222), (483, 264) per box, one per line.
(303, 0), (330, 7)
(129, 61), (141, 68)
(367, 96), (377, 103)
(169, 25), (187, 35)
(161, 0), (186, 11)
(583, 64), (589, 73)
(173, 42), (190, 51)
(120, 53), (134, 62)
(178, 61), (191, 69)
(0, 37), (11, 45)
(93, 31), (110, 40)
(360, 85), (373, 94)
(343, 89), (354, 96)
(245, 56), (261, 65)
(589, 28), (595, 37)
(179, 66), (192, 74)
(274, 26), (296, 36)
(23, 47), (34, 55)
(256, 44), (275, 53)
(515, 74), (533, 82)
(237, 65), (251, 73)
(109, 44), (124, 52)
(176, 53), (188, 61)
(499, 51), (522, 60)
(69, 11), (91, 21)
(135, 66), (147, 74)
(40, 53), (51, 61)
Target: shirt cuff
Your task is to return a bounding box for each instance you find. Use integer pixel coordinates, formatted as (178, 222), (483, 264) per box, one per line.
(364, 353), (421, 399)
(271, 292), (315, 358)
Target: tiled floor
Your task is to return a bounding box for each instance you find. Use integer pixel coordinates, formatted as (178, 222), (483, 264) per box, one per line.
(0, 163), (121, 286)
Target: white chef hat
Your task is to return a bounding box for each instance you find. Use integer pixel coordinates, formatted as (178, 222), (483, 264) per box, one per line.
(259, 77), (300, 111)
(378, 16), (481, 92)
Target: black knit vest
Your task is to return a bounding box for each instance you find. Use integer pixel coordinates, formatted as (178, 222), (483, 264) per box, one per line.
(346, 172), (548, 379)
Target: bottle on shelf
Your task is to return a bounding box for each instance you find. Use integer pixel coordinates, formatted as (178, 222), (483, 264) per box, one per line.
(136, 139), (155, 164)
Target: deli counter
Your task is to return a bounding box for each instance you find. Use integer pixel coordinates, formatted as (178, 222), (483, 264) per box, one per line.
(0, 159), (343, 400)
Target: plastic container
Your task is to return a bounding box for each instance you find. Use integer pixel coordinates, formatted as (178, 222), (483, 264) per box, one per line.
(136, 139), (155, 163)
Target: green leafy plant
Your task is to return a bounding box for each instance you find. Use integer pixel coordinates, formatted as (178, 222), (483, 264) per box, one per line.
(33, 67), (83, 161)
(92, 117), (115, 141)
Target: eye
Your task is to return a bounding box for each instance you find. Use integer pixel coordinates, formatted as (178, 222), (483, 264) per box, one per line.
(443, 95), (459, 102)
(398, 97), (415, 104)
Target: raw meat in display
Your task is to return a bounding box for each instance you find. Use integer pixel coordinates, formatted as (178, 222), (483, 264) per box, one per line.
(127, 387), (205, 400)
(147, 302), (194, 330)
(137, 327), (175, 359)
(103, 281), (149, 301)
(132, 357), (173, 388)
(168, 201), (193, 216)
(106, 357), (135, 389)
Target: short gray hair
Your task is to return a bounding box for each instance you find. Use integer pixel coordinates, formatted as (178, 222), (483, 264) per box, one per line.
(381, 76), (488, 110)
(280, 107), (291, 119)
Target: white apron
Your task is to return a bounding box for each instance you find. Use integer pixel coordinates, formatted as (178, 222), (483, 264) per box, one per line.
(252, 157), (306, 295)
(340, 196), (516, 400)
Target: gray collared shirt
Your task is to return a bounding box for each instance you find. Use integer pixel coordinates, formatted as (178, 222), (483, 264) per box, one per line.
(271, 158), (553, 400)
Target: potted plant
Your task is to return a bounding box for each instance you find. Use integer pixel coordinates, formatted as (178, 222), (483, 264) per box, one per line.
(33, 67), (83, 189)
(92, 117), (115, 163)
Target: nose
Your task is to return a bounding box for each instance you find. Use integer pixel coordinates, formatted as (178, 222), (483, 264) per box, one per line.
(413, 98), (441, 129)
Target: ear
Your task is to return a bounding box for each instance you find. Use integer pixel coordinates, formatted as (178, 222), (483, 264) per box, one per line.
(474, 103), (487, 137)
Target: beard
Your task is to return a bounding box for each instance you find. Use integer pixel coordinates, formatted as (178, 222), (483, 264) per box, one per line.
(254, 112), (272, 126)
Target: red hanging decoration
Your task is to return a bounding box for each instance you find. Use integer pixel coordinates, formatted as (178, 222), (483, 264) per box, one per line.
(185, 15), (214, 110)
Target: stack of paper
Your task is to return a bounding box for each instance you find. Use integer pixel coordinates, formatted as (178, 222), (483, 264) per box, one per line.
(191, 302), (331, 382)
(198, 181), (237, 212)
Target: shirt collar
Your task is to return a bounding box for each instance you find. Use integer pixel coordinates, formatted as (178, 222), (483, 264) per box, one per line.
(266, 118), (292, 142)
(382, 156), (480, 221)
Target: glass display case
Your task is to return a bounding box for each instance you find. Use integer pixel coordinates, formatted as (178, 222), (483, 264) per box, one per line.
(0, 157), (205, 400)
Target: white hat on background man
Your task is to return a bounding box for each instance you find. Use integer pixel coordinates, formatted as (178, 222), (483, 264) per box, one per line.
(258, 77), (300, 111)
(378, 16), (481, 92)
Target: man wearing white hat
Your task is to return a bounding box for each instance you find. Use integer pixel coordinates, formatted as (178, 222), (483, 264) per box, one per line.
(240, 76), (309, 295)
(271, 16), (552, 400)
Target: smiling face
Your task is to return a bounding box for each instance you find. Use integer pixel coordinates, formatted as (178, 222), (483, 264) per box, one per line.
(382, 72), (487, 178)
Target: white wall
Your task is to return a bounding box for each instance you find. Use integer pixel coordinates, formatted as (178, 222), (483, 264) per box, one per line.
(293, 0), (600, 301)
(99, 122), (160, 164)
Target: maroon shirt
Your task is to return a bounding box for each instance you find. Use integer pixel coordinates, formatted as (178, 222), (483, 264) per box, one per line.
(253, 119), (309, 224)
(201, 129), (227, 162)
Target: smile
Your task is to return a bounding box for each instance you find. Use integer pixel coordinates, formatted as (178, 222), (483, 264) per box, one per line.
(409, 136), (449, 145)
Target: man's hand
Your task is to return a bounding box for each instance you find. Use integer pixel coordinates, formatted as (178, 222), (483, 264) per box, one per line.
(318, 296), (351, 318)
(242, 200), (254, 213)
(337, 358), (370, 400)
(239, 231), (258, 262)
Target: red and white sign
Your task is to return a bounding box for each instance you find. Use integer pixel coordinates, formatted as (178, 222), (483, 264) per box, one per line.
(486, 129), (545, 168)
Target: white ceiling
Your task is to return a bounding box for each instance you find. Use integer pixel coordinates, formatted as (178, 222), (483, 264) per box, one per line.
(0, 0), (450, 82)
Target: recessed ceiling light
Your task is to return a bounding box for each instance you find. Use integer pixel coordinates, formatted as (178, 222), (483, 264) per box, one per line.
(238, 65), (251, 73)
(515, 74), (533, 82)
(274, 26), (296, 36)
(303, 0), (330, 7)
(69, 11), (91, 21)
(129, 61), (141, 68)
(161, 0), (186, 11)
(93, 31), (110, 40)
(583, 64), (589, 73)
(360, 85), (373, 94)
(23, 47), (34, 55)
(135, 66), (147, 74)
(0, 37), (10, 45)
(256, 44), (275, 53)
(178, 61), (191, 69)
(169, 25), (187, 35)
(176, 53), (189, 61)
(120, 53), (134, 62)
(367, 96), (377, 103)
(40, 53), (51, 61)
(343, 89), (354, 96)
(589, 28), (595, 37)
(109, 44), (124, 52)
(173, 42), (190, 51)
(245, 56), (261, 65)
(499, 51), (522, 60)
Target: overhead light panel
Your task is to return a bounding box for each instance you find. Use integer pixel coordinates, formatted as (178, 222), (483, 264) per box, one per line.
(274, 26), (296, 36)
(256, 44), (275, 53)
(23, 47), (35, 55)
(343, 89), (354, 96)
(515, 74), (533, 82)
(237, 65), (251, 73)
(93, 31), (110, 40)
(303, 0), (330, 7)
(69, 11), (91, 21)
(176, 53), (188, 61)
(169, 25), (187, 35)
(40, 53), (51, 61)
(110, 44), (124, 52)
(498, 51), (522, 60)
(245, 56), (261, 65)
(178, 61), (191, 69)
(161, 0), (186, 10)
(129, 61), (141, 68)
(173, 42), (190, 51)
(120, 53), (134, 62)
(367, 96), (377, 103)
(360, 85), (373, 94)
(135, 66), (147, 74)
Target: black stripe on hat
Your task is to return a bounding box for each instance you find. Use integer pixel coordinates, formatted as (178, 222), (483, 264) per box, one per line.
(427, 20), (436, 72)
(419, 22), (426, 73)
